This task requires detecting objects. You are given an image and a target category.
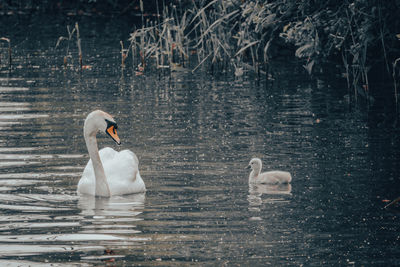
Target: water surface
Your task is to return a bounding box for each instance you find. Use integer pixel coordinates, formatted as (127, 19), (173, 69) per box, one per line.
(0, 17), (399, 266)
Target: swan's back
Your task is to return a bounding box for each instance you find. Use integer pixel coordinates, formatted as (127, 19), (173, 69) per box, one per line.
(252, 170), (292, 184)
(101, 148), (138, 179)
(78, 147), (145, 196)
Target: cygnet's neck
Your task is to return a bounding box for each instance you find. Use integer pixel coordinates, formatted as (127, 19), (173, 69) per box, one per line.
(84, 128), (111, 197)
(249, 165), (262, 181)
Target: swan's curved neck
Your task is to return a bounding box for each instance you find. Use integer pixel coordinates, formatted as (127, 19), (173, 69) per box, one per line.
(84, 133), (111, 197)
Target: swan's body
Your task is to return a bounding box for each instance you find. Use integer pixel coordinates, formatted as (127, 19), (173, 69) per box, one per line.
(77, 110), (146, 197)
(247, 158), (292, 184)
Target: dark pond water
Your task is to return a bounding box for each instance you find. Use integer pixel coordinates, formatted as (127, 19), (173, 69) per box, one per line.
(0, 16), (399, 266)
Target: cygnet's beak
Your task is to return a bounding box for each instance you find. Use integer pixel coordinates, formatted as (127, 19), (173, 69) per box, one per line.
(246, 164), (251, 169)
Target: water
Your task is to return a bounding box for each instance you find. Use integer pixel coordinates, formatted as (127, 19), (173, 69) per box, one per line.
(0, 17), (399, 266)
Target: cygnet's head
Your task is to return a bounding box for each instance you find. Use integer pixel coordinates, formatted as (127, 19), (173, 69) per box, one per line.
(84, 110), (121, 145)
(246, 158), (262, 172)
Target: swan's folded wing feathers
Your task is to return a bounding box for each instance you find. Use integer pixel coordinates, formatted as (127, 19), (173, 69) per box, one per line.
(99, 147), (118, 161)
(78, 159), (95, 195)
(120, 149), (139, 166)
(103, 149), (139, 182)
(102, 149), (145, 195)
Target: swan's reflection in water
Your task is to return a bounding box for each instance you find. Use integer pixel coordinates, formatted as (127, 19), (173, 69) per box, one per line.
(78, 193), (145, 216)
(248, 183), (292, 212)
(78, 193), (146, 234)
(76, 193), (147, 262)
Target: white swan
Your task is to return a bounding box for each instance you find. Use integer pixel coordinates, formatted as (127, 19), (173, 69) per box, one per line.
(247, 158), (292, 184)
(77, 110), (146, 197)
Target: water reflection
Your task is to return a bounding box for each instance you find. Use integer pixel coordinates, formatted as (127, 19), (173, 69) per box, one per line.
(78, 194), (145, 236)
(249, 183), (292, 197)
(78, 193), (145, 217)
(77, 194), (147, 264)
(248, 183), (292, 211)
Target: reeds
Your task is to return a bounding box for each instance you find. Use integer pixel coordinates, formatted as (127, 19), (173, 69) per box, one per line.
(126, 0), (272, 75)
(56, 23), (83, 70)
(124, 0), (399, 112)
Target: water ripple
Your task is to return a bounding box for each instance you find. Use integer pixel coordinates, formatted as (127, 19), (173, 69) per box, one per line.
(0, 41), (397, 266)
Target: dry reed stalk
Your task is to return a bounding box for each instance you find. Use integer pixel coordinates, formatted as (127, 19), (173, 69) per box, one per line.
(0, 37), (11, 68)
(56, 25), (76, 68)
(131, 43), (136, 70)
(166, 25), (172, 66)
(75, 23), (82, 70)
(192, 51), (212, 73)
(384, 196), (400, 209)
(393, 58), (400, 113)
(234, 41), (260, 58)
(140, 0), (144, 28)
(188, 0), (219, 27)
(120, 41), (128, 68)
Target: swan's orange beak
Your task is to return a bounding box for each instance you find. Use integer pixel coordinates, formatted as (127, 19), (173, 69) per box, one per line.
(106, 125), (121, 145)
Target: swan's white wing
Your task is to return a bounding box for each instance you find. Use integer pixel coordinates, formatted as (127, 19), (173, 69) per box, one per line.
(98, 147), (119, 162)
(77, 158), (96, 195)
(102, 149), (137, 182)
(102, 149), (146, 195)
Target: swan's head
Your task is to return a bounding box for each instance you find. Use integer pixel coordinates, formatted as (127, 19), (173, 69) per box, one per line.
(84, 110), (121, 145)
(246, 158), (262, 172)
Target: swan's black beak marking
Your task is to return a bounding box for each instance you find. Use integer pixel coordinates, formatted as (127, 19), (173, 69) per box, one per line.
(246, 165), (251, 169)
(105, 119), (121, 145)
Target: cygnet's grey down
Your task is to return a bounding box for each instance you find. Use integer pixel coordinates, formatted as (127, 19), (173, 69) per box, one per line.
(246, 158), (292, 184)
